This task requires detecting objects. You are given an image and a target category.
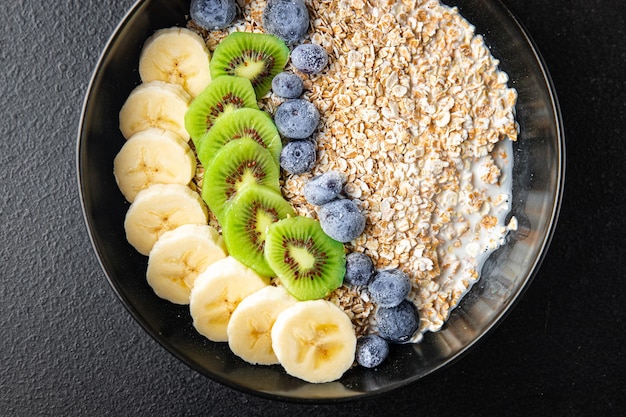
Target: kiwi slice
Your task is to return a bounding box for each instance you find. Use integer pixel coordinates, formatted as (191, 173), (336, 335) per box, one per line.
(184, 76), (258, 145)
(222, 184), (295, 277)
(264, 216), (346, 301)
(202, 137), (280, 221)
(210, 32), (290, 99)
(196, 108), (282, 168)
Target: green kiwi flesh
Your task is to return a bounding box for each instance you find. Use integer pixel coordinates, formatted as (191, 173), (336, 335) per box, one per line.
(202, 137), (280, 221)
(209, 32), (290, 99)
(222, 184), (295, 277)
(196, 108), (282, 168)
(184, 76), (258, 145)
(264, 216), (346, 301)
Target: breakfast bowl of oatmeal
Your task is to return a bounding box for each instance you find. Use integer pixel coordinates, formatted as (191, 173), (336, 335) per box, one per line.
(78, 0), (564, 401)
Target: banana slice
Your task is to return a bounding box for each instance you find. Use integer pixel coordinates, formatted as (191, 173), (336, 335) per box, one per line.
(124, 183), (208, 256)
(119, 81), (191, 141)
(139, 27), (211, 98)
(146, 224), (227, 304)
(113, 128), (196, 202)
(271, 299), (357, 384)
(190, 256), (269, 342)
(227, 285), (297, 365)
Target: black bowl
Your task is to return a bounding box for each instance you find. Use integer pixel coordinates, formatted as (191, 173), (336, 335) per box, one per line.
(77, 0), (564, 402)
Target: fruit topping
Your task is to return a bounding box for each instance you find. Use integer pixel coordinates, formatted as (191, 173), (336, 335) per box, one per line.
(119, 81), (191, 141)
(375, 300), (419, 343)
(201, 137), (281, 221)
(113, 128), (196, 203)
(344, 251), (375, 286)
(279, 139), (317, 174)
(190, 0), (238, 30)
(303, 170), (345, 206)
(196, 107), (282, 168)
(290, 43), (329, 75)
(189, 256), (269, 342)
(146, 224), (227, 304)
(221, 184), (295, 277)
(227, 285), (297, 365)
(262, 0), (310, 45)
(184, 75), (258, 145)
(138, 27), (212, 98)
(271, 300), (356, 383)
(273, 99), (320, 139)
(124, 184), (208, 256)
(368, 268), (411, 308)
(317, 199), (366, 243)
(356, 334), (389, 368)
(264, 216), (346, 301)
(271, 72), (304, 98)
(209, 32), (290, 99)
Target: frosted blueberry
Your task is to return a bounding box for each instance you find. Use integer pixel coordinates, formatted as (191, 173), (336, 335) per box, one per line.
(190, 0), (237, 30)
(262, 0), (309, 44)
(303, 171), (345, 206)
(356, 335), (389, 368)
(368, 269), (411, 308)
(291, 43), (329, 75)
(274, 99), (320, 139)
(344, 252), (374, 286)
(375, 300), (419, 343)
(280, 140), (316, 174)
(317, 199), (365, 243)
(272, 72), (304, 98)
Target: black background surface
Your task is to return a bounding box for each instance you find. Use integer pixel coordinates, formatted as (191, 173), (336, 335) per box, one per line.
(1, 1), (624, 416)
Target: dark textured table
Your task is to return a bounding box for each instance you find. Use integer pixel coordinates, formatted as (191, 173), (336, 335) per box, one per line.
(1, 1), (624, 416)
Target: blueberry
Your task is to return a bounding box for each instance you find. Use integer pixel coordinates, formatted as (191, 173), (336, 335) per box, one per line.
(375, 300), (419, 343)
(190, 0), (237, 30)
(262, 0), (309, 45)
(356, 335), (389, 368)
(344, 252), (374, 286)
(280, 140), (316, 174)
(274, 99), (320, 139)
(317, 199), (366, 243)
(368, 269), (411, 308)
(303, 171), (345, 206)
(291, 43), (329, 75)
(272, 72), (304, 98)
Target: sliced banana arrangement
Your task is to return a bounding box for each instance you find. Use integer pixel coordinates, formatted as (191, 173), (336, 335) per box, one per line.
(112, 23), (362, 384)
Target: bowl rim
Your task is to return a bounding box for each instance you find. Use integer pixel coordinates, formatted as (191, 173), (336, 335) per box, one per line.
(76, 0), (565, 403)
